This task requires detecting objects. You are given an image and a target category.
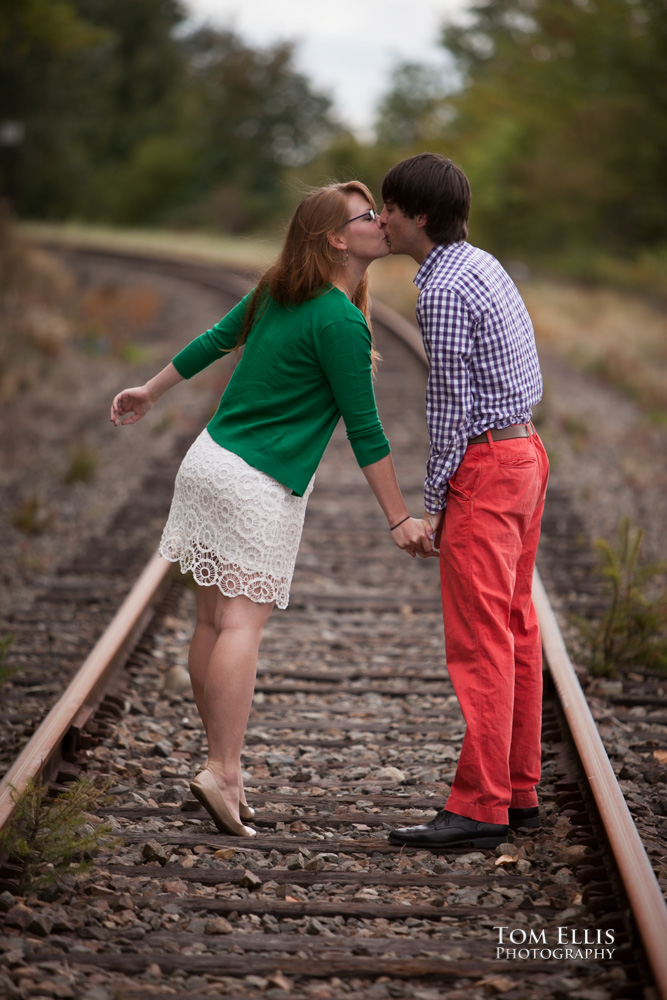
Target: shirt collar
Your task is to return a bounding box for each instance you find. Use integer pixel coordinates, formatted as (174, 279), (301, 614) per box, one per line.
(414, 242), (464, 290)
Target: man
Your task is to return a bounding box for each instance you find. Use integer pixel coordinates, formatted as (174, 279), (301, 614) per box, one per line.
(380, 153), (549, 849)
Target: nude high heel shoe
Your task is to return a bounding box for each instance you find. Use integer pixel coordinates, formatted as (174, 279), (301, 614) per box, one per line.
(190, 768), (256, 837)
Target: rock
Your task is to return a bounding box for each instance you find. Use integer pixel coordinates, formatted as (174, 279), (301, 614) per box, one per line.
(552, 866), (573, 884)
(0, 890), (17, 912)
(276, 883), (307, 900)
(587, 678), (623, 696)
(353, 887), (379, 900)
(205, 916), (233, 934)
(305, 856), (326, 871)
(4, 903), (33, 928)
(162, 666), (192, 697)
(245, 976), (269, 990)
(374, 766), (407, 781)
(454, 852), (487, 866)
(80, 988), (113, 1000)
(0, 973), (21, 998)
(555, 844), (589, 866)
(25, 912), (54, 936)
(266, 753), (295, 766)
(2, 947), (27, 966)
(162, 879), (188, 894)
(153, 739), (173, 758)
(156, 785), (186, 804)
(241, 869), (263, 891)
(267, 971), (292, 991)
(476, 976), (515, 994)
(141, 840), (170, 866)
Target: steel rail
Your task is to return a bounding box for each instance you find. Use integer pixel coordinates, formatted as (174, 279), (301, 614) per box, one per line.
(532, 571), (667, 1000)
(0, 551), (170, 831)
(377, 287), (667, 1000)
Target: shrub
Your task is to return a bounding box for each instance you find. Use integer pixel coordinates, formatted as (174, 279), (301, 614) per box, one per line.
(573, 517), (667, 676)
(0, 776), (117, 895)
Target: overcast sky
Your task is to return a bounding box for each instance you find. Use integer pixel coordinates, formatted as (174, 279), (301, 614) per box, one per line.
(182, 0), (470, 136)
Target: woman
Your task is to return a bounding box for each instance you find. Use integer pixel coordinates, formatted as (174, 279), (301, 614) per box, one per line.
(110, 181), (431, 837)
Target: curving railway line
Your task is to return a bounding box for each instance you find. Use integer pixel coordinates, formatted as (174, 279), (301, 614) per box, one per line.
(0, 245), (666, 1000)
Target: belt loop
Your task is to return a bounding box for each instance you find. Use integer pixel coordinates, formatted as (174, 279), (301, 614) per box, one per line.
(485, 429), (494, 447)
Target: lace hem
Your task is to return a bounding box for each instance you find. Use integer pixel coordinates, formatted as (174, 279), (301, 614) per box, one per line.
(160, 541), (291, 609)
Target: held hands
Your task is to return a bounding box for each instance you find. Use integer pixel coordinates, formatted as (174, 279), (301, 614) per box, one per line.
(390, 516), (435, 559)
(110, 386), (154, 426)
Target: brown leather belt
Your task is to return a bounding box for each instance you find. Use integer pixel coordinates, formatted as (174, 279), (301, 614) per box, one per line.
(468, 424), (535, 444)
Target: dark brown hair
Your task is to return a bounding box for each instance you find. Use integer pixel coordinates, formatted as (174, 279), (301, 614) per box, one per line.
(382, 153), (470, 245)
(237, 180), (377, 347)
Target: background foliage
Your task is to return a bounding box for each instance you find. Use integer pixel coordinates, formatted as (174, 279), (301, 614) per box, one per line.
(1, 0), (665, 268)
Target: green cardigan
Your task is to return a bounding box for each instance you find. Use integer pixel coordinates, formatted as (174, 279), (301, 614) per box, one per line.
(171, 286), (390, 496)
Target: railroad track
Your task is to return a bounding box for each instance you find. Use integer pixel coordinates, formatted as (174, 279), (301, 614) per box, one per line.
(0, 245), (666, 1000)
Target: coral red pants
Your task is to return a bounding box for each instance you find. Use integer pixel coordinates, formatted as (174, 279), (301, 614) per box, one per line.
(439, 429), (549, 825)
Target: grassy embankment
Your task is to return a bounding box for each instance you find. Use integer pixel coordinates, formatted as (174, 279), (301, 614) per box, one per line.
(14, 221), (667, 422)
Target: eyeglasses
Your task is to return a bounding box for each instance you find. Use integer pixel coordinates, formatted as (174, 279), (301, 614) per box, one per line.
(344, 208), (379, 225)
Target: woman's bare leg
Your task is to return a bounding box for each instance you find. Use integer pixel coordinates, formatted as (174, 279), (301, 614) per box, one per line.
(188, 585), (273, 821)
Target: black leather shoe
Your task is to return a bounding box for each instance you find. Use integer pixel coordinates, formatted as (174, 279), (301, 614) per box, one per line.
(388, 809), (508, 849)
(508, 807), (540, 830)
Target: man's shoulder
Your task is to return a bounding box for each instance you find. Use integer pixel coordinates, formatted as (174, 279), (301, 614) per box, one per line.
(418, 243), (494, 304)
(427, 243), (517, 302)
(429, 242), (503, 280)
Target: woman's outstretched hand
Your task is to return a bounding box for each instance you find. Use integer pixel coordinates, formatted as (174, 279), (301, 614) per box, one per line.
(391, 516), (435, 559)
(110, 386), (153, 426)
(110, 363), (185, 427)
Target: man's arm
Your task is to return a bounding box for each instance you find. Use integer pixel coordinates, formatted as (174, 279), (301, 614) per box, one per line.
(419, 286), (476, 513)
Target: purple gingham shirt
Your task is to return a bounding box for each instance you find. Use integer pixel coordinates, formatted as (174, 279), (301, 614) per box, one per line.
(415, 241), (543, 513)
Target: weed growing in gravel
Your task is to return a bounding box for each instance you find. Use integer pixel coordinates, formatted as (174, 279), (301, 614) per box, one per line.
(0, 776), (117, 895)
(573, 517), (667, 676)
(63, 442), (99, 484)
(0, 633), (18, 685)
(10, 492), (55, 534)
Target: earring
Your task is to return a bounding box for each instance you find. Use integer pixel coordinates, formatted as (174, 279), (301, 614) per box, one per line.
(341, 249), (348, 266)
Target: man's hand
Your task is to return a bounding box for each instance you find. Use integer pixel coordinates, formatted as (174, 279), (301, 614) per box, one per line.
(423, 509), (443, 552)
(391, 517), (434, 559)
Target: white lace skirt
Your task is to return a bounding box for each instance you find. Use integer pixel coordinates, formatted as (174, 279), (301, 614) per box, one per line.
(159, 430), (313, 609)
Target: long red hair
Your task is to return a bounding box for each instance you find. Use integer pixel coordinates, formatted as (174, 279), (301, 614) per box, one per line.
(237, 181), (377, 347)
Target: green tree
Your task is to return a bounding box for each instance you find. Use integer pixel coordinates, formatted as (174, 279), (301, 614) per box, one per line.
(375, 62), (456, 149)
(181, 28), (339, 226)
(437, 0), (667, 257)
(0, 2), (341, 228)
(0, 0), (105, 211)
